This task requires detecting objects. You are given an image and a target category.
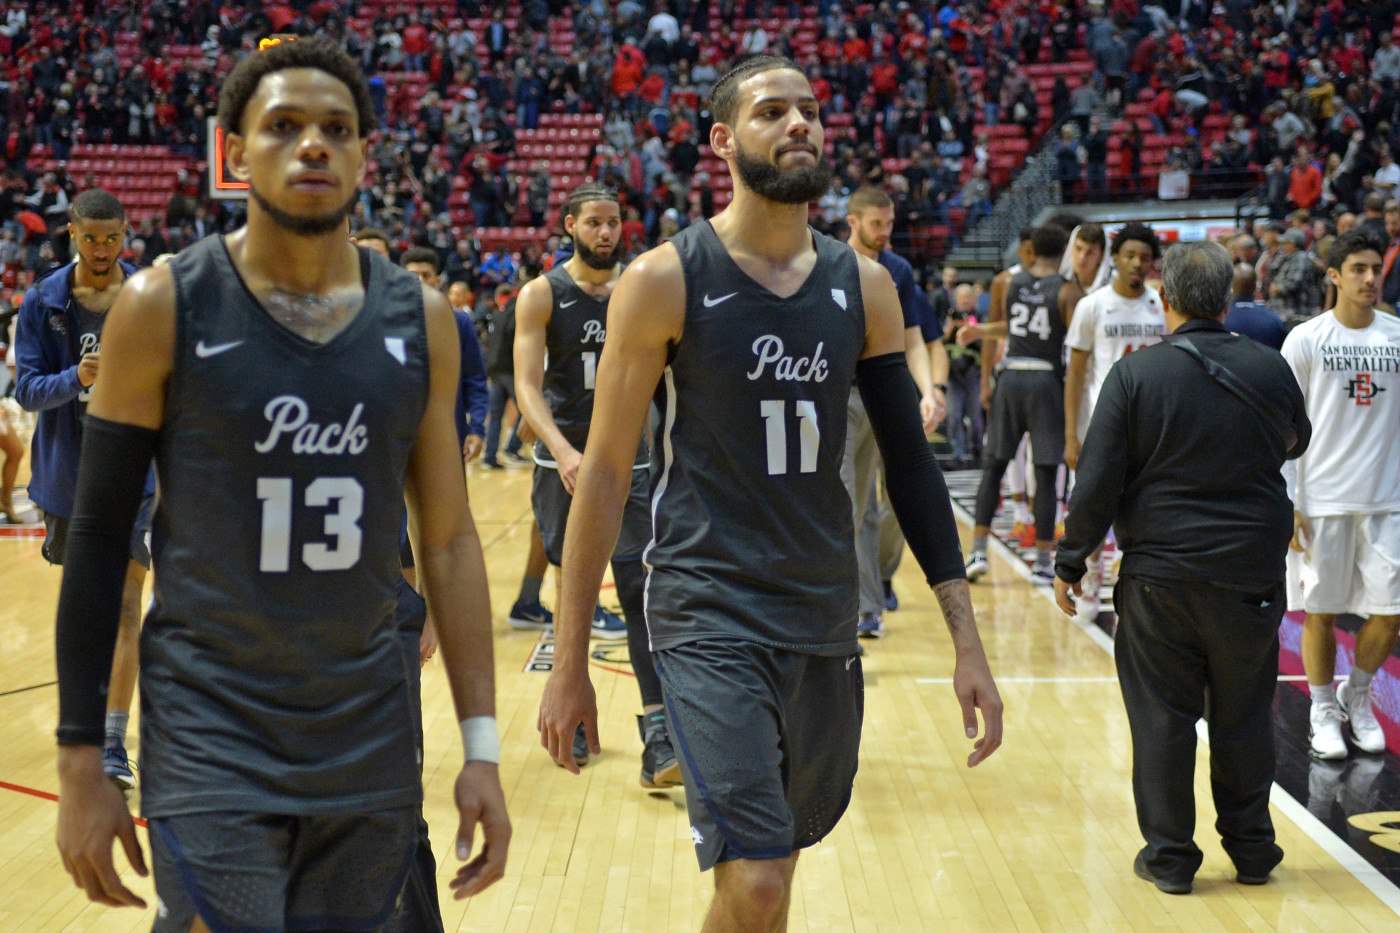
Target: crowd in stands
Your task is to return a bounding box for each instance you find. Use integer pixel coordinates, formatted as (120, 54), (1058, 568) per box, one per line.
(0, 1), (1392, 317)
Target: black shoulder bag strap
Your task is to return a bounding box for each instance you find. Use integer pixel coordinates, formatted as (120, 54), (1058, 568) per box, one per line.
(1166, 334), (1298, 451)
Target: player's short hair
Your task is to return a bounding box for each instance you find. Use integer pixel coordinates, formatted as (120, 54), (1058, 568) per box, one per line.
(69, 189), (125, 223)
(1074, 222), (1105, 250)
(400, 246), (440, 274)
(1046, 210), (1084, 233)
(218, 35), (374, 137)
(1031, 223), (1070, 260)
(1111, 222), (1161, 259)
(353, 226), (390, 246)
(1327, 229), (1386, 270)
(1161, 241), (1232, 320)
(711, 55), (806, 126)
(566, 182), (620, 219)
(847, 186), (893, 215)
(1017, 226), (1035, 244)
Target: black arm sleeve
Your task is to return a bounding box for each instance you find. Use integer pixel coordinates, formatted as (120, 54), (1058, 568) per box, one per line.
(856, 352), (966, 587)
(55, 415), (158, 746)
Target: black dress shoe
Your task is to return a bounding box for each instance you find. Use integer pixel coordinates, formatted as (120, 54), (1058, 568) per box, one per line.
(1134, 850), (1192, 895)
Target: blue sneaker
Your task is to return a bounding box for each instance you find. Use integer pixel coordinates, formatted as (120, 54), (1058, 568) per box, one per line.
(508, 599), (554, 630)
(883, 580), (899, 612)
(590, 605), (628, 640)
(103, 741), (136, 792)
(857, 612), (885, 639)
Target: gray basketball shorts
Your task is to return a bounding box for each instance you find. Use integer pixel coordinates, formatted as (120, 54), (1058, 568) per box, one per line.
(985, 369), (1065, 465)
(42, 492), (155, 568)
(149, 807), (417, 933)
(532, 462), (651, 566)
(654, 638), (864, 871)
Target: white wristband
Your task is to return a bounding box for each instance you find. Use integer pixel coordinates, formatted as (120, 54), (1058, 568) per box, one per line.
(460, 716), (500, 764)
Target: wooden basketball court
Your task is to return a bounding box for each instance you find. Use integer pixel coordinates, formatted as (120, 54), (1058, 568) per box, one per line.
(1, 434), (1398, 931)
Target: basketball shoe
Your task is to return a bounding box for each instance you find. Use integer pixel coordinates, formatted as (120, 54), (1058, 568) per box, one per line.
(857, 612), (885, 639)
(1309, 703), (1348, 760)
(507, 599), (553, 630)
(1012, 522), (1036, 549)
(103, 739), (136, 792)
(1337, 681), (1387, 754)
(591, 605), (628, 640)
(637, 710), (682, 788)
(571, 723), (590, 767)
(965, 551), (990, 581)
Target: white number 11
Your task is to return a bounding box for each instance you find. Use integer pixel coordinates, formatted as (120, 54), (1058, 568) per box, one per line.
(760, 400), (819, 476)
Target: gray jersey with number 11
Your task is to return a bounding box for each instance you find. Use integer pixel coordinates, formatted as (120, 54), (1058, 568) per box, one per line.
(644, 221), (865, 656)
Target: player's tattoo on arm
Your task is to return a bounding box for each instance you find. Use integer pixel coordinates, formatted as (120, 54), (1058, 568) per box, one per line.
(932, 579), (978, 641)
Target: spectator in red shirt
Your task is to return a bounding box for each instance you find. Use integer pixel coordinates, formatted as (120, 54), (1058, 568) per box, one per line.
(611, 44), (645, 102)
(871, 57), (899, 110)
(402, 15), (429, 73)
(1288, 148), (1322, 211)
(842, 27), (869, 63)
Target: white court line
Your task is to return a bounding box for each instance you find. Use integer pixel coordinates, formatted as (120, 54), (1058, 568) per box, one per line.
(949, 498), (1400, 917)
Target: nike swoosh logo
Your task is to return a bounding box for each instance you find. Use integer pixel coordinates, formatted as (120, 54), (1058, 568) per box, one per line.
(703, 292), (737, 307)
(559, 299), (578, 308)
(195, 340), (244, 358)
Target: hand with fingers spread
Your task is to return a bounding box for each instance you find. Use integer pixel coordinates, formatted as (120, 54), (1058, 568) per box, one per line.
(447, 761), (511, 899)
(56, 747), (148, 908)
(537, 667), (598, 773)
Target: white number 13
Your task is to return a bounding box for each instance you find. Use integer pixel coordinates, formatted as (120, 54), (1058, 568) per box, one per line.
(257, 476), (364, 572)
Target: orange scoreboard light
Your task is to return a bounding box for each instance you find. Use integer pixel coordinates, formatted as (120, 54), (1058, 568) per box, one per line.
(206, 36), (295, 200)
(208, 120), (249, 200)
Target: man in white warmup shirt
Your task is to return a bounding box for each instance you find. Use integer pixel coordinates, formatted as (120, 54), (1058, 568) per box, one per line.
(1284, 229), (1400, 760)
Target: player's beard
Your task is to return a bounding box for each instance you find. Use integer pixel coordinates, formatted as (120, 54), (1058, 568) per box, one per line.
(574, 237), (619, 271)
(734, 141), (833, 205)
(249, 181), (360, 236)
(857, 229), (887, 254)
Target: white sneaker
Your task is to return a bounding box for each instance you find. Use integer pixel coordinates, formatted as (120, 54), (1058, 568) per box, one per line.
(965, 551), (989, 581)
(1075, 559), (1102, 623)
(1338, 682), (1387, 754)
(1309, 704), (1348, 760)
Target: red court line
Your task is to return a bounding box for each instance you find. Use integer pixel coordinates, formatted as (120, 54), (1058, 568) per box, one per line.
(590, 663), (635, 678)
(0, 780), (148, 827)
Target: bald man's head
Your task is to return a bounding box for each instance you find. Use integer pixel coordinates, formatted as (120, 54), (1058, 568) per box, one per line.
(1232, 262), (1256, 299)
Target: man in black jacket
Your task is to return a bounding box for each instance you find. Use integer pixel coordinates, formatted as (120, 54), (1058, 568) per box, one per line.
(1054, 240), (1311, 895)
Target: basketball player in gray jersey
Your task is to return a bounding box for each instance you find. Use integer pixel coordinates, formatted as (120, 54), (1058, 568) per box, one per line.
(539, 56), (1002, 933)
(52, 37), (509, 927)
(514, 182), (680, 788)
(966, 224), (1083, 583)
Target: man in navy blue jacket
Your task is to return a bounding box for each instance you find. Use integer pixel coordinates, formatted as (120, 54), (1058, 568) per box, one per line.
(14, 189), (152, 792)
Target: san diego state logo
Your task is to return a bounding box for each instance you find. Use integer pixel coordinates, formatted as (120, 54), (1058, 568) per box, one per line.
(1345, 373), (1385, 406)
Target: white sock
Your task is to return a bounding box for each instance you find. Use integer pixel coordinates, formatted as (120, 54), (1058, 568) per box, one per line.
(1347, 666), (1375, 696)
(105, 710), (129, 745)
(1309, 683), (1338, 709)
